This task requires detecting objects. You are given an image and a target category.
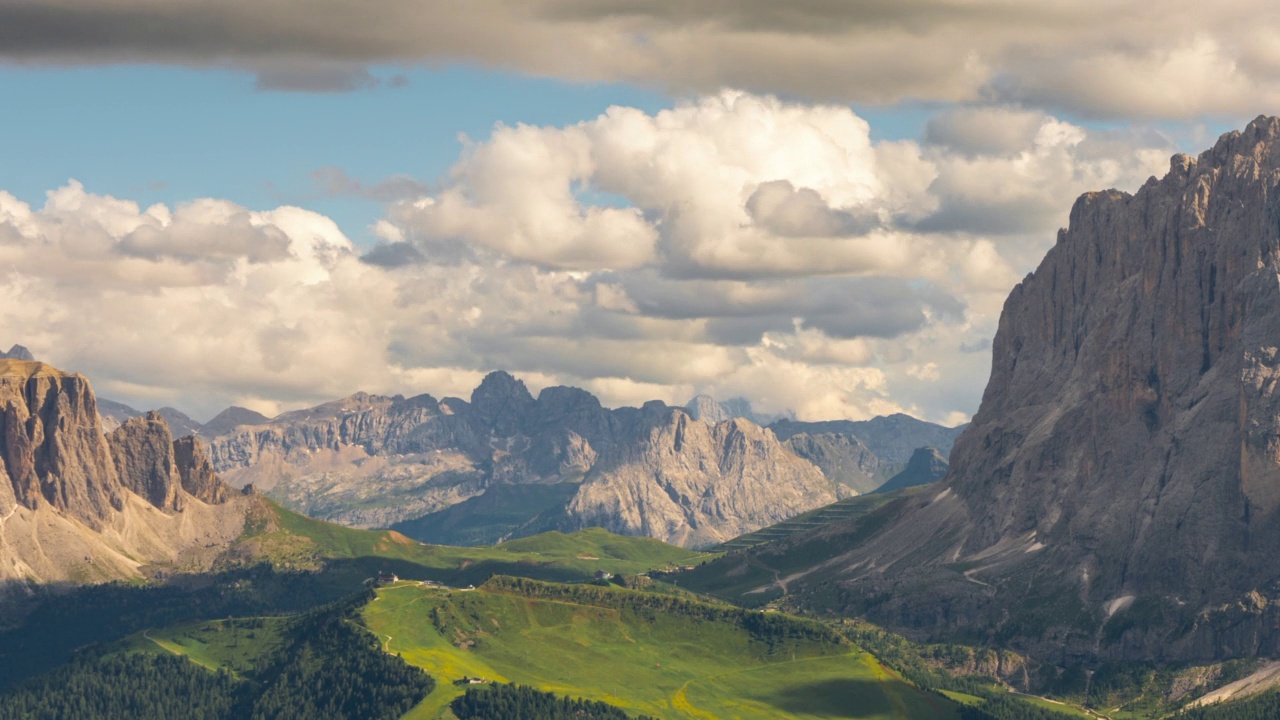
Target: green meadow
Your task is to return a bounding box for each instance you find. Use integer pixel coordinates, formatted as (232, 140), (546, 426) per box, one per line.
(363, 578), (957, 720)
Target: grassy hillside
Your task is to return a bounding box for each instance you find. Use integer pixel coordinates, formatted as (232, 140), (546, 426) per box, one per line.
(713, 491), (917, 553)
(392, 482), (582, 546)
(233, 498), (713, 587)
(362, 576), (958, 720)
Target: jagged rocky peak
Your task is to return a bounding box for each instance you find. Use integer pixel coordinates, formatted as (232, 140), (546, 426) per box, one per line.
(200, 405), (272, 438)
(105, 411), (234, 512)
(777, 115), (1280, 660)
(0, 359), (123, 528)
(685, 394), (729, 424)
(107, 411), (185, 512)
(684, 394), (790, 426)
(173, 435), (230, 504)
(471, 371), (536, 434)
(0, 344), (34, 361)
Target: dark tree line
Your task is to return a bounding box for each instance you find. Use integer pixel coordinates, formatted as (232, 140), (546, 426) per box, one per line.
(0, 591), (434, 720)
(451, 684), (657, 720)
(956, 694), (1089, 720)
(0, 561), (379, 691)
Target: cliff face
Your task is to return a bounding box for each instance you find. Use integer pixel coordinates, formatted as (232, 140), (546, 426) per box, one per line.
(108, 412), (185, 512)
(562, 412), (836, 547)
(714, 117), (1280, 662)
(173, 436), (229, 504)
(0, 360), (123, 529)
(0, 360), (243, 588)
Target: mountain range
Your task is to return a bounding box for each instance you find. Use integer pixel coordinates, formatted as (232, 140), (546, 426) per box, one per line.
(194, 374), (961, 548)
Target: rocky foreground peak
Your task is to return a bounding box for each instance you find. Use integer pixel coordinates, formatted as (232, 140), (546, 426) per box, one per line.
(0, 361), (233, 530)
(705, 117), (1280, 662)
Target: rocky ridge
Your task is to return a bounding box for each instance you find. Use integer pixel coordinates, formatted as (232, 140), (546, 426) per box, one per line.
(207, 374), (850, 547)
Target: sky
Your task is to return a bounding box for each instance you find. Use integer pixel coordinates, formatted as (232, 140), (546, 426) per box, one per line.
(0, 1), (1269, 425)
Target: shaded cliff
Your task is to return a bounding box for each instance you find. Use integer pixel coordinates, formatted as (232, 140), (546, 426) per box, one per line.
(685, 117), (1280, 662)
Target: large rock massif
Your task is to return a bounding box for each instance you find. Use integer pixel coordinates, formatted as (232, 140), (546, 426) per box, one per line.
(204, 373), (960, 548)
(0, 359), (244, 587)
(691, 117), (1280, 663)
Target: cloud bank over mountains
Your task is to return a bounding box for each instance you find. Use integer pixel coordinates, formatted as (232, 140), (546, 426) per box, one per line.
(0, 93), (1171, 423)
(1, 0), (1277, 116)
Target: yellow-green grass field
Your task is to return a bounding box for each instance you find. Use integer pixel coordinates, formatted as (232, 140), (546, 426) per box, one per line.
(363, 579), (958, 720)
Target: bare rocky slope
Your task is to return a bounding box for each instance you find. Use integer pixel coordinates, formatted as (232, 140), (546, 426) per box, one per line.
(687, 117), (1280, 663)
(0, 359), (246, 589)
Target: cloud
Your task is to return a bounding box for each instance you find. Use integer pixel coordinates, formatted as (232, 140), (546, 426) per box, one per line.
(0, 93), (1177, 424)
(1, 1), (1278, 116)
(310, 167), (430, 202)
(253, 60), (380, 92)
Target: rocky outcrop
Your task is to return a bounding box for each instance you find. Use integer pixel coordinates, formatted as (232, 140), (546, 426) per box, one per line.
(874, 447), (948, 494)
(106, 413), (234, 512)
(702, 117), (1280, 663)
(108, 412), (184, 512)
(173, 436), (229, 504)
(0, 360), (123, 528)
(685, 394), (791, 427)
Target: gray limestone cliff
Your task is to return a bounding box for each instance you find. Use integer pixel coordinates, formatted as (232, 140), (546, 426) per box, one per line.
(698, 117), (1280, 663)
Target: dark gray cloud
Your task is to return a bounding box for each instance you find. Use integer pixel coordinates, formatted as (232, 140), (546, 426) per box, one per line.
(925, 107), (1048, 156)
(311, 167), (430, 202)
(610, 272), (964, 344)
(117, 215), (292, 264)
(1, 0), (1276, 116)
(745, 180), (878, 237)
(254, 62), (379, 92)
(359, 241), (425, 268)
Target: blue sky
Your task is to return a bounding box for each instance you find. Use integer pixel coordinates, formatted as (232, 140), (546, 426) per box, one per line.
(0, 65), (673, 245)
(1, 66), (679, 245)
(0, 64), (978, 248)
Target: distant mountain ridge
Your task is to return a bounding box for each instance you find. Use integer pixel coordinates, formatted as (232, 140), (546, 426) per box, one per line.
(201, 372), (962, 548)
(0, 345), (33, 362)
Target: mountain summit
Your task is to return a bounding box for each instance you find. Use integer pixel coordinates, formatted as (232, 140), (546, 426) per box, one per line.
(696, 117), (1280, 662)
